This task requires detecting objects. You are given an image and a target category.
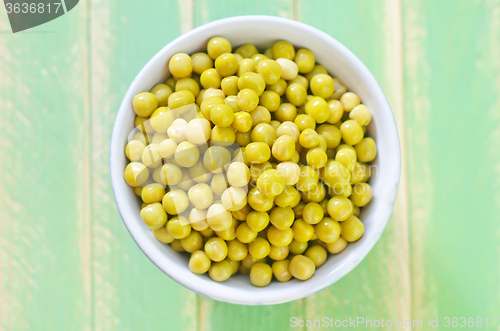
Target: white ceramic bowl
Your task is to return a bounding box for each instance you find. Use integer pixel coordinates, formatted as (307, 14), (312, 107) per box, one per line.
(110, 15), (401, 305)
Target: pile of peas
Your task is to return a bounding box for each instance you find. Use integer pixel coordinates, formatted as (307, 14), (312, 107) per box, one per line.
(123, 37), (377, 287)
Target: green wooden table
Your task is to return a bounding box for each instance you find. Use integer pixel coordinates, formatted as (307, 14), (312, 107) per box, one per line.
(1, 0), (499, 330)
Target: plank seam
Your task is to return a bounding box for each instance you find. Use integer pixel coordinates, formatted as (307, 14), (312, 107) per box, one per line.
(84, 0), (95, 329)
(391, 0), (413, 326)
(60, 0), (68, 13)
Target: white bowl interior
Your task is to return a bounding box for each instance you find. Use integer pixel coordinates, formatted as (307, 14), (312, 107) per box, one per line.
(110, 16), (400, 305)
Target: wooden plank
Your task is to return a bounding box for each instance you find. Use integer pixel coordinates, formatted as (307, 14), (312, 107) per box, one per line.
(193, 1), (306, 331)
(0, 8), (92, 331)
(87, 0), (198, 330)
(298, 1), (412, 329)
(193, 0), (282, 23)
(403, 0), (500, 321)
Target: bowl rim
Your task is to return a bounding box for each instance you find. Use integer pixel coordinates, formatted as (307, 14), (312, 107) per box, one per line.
(110, 15), (401, 305)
